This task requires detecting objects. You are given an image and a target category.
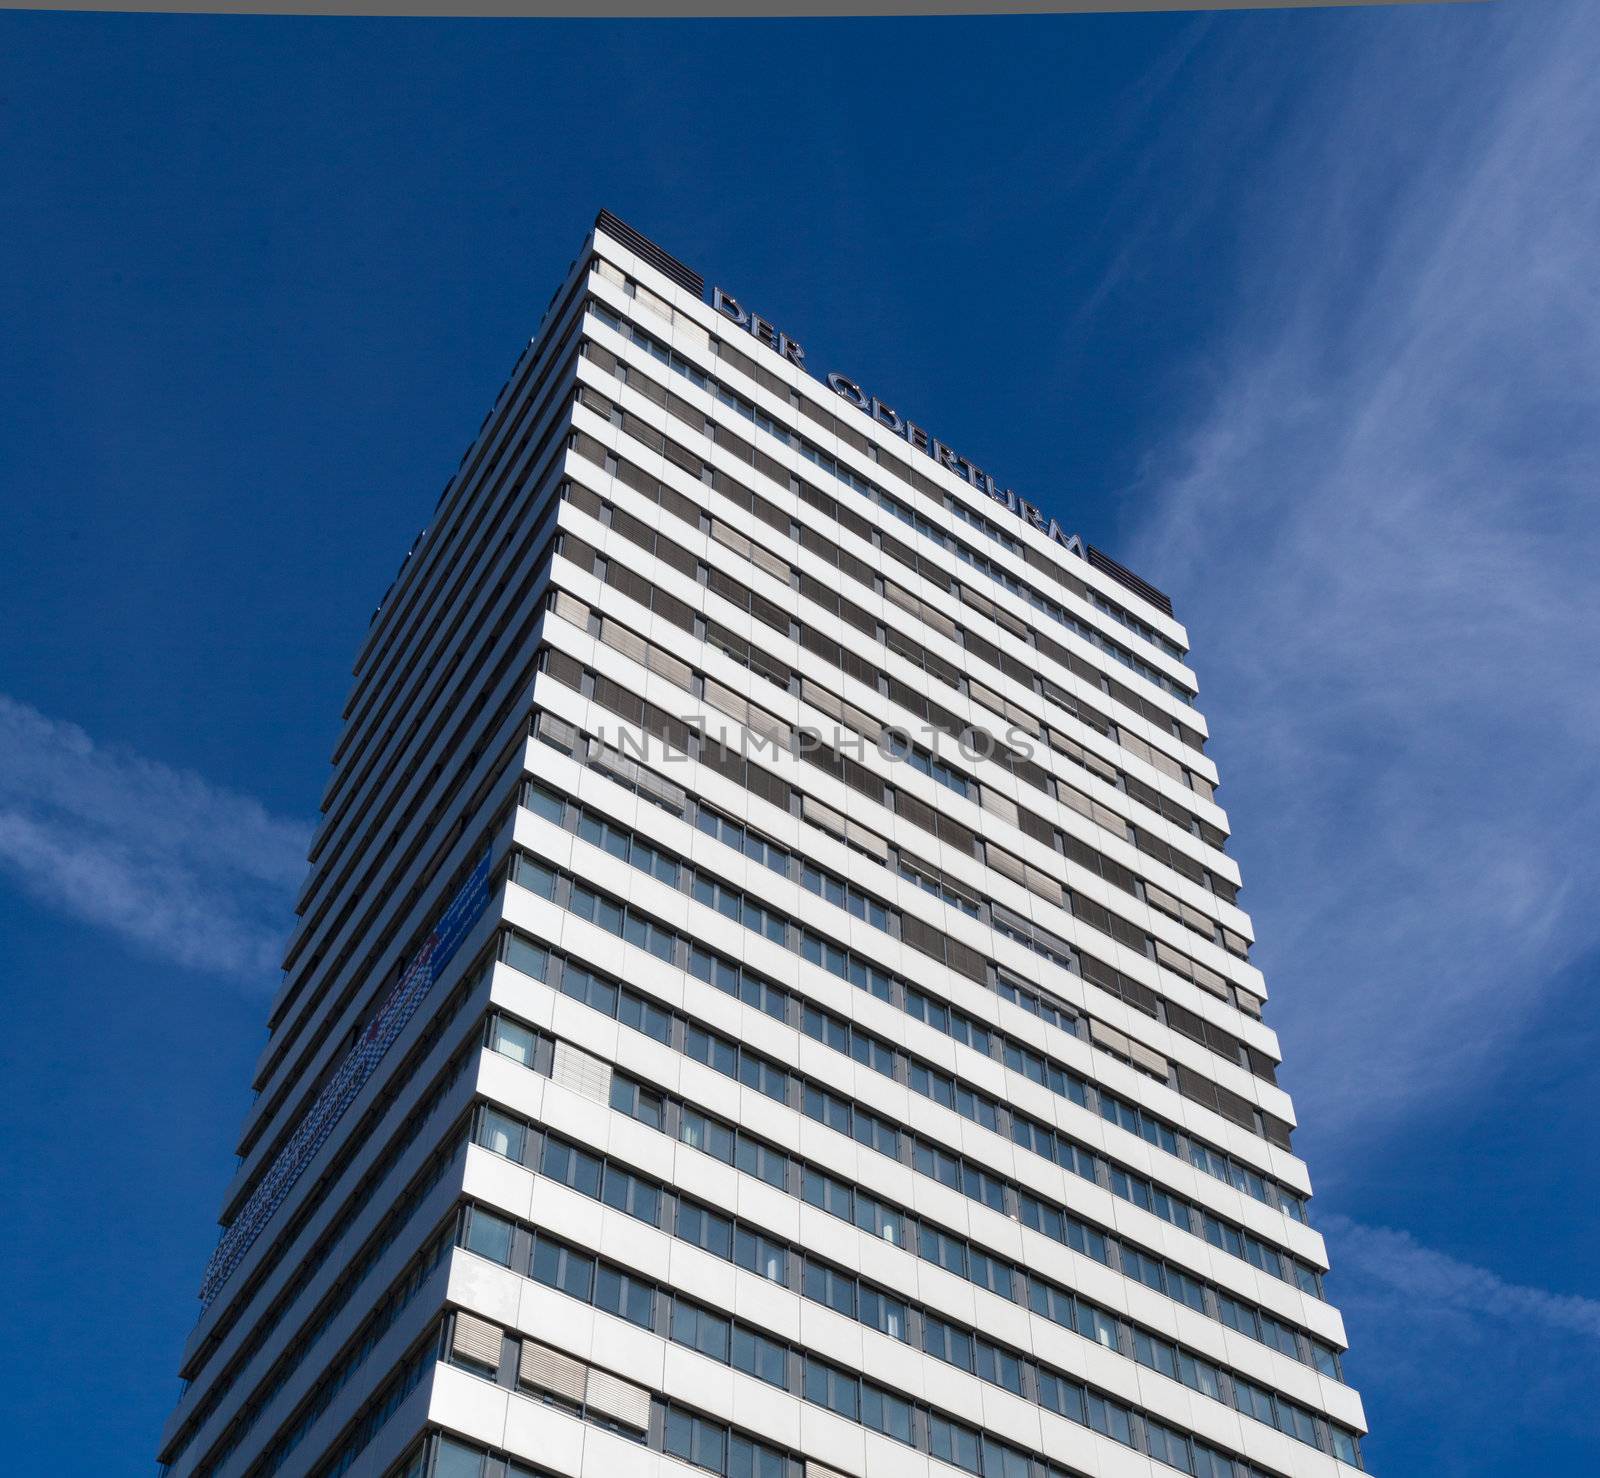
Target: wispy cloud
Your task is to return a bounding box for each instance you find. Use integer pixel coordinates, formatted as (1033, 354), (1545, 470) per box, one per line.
(0, 695), (309, 983)
(1322, 1212), (1600, 1461)
(1326, 1215), (1600, 1343)
(1130, 1), (1600, 1150)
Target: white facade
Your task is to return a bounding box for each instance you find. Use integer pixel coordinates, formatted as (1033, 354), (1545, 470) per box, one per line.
(159, 211), (1368, 1478)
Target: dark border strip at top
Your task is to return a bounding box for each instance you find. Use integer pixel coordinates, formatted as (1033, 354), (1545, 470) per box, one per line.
(596, 208), (704, 297)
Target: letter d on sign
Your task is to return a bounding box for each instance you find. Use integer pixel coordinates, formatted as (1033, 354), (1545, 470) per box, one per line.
(712, 287), (748, 327)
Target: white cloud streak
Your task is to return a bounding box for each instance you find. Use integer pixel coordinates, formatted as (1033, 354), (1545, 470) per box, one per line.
(1130, 1), (1600, 1152)
(0, 695), (309, 983)
(1324, 1214), (1600, 1343)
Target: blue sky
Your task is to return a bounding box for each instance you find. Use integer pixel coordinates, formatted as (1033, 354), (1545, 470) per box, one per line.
(2, 5), (1597, 1475)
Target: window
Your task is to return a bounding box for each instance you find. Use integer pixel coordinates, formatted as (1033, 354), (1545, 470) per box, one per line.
(732, 1325), (788, 1388)
(463, 1207), (513, 1266)
(1215, 1291), (1259, 1339)
(923, 1315), (974, 1371)
(595, 1264), (654, 1327)
(1259, 1313), (1302, 1363)
(907, 988), (990, 1052)
(677, 1202), (735, 1260)
(686, 1024), (738, 1078)
(927, 1413), (981, 1474)
(862, 1383), (914, 1444)
(502, 933), (548, 980)
(883, 731), (971, 797)
(736, 971), (788, 1021)
(727, 1433), (786, 1478)
(1282, 1402), (1321, 1446)
(1331, 1429), (1362, 1465)
(735, 1227), (787, 1284)
(803, 1167), (853, 1220)
(855, 1106), (901, 1158)
(801, 1002), (847, 1055)
(433, 1437), (488, 1478)
(804, 1082), (850, 1136)
(523, 782), (565, 825)
(609, 1075), (665, 1131)
(673, 1300), (732, 1362)
(601, 1164), (662, 1225)
(1134, 1330), (1179, 1381)
(800, 863), (891, 929)
(680, 1108), (735, 1165)
(478, 1107), (526, 1162)
(1036, 1371), (1087, 1425)
(1085, 1391), (1133, 1446)
(858, 1287), (906, 1341)
(854, 1190), (906, 1247)
(619, 988), (672, 1043)
(737, 1051), (787, 1102)
(622, 909), (677, 961)
(489, 1016), (538, 1066)
(724, 1136), (782, 1191)
(1075, 1301), (1121, 1352)
(665, 1409), (726, 1475)
(1166, 1264), (1207, 1314)
(698, 808), (791, 874)
(530, 1235), (594, 1301)
(966, 1245), (1013, 1298)
(1145, 1421), (1195, 1474)
(976, 1341), (1023, 1394)
(561, 963), (619, 1016)
(1179, 1351), (1222, 1402)
(920, 1225), (969, 1279)
(541, 1139), (602, 1199)
(980, 1436), (1033, 1478)
(846, 1026), (897, 1077)
(511, 854), (557, 899)
(804, 1357), (859, 1421)
(1235, 1378), (1276, 1427)
(803, 1261), (856, 1318)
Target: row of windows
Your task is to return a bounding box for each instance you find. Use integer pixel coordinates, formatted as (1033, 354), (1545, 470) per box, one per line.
(546, 559), (1247, 1003)
(534, 671), (1284, 1177)
(533, 671), (1266, 1106)
(519, 782), (1302, 1220)
(509, 847), (1312, 1299)
(460, 1155), (1357, 1478)
(495, 1003), (1330, 1396)
(671, 376), (1203, 712)
(522, 842), (1290, 1263)
(281, 311), (581, 1031)
(586, 294), (1195, 698)
(331, 282), (587, 856)
(574, 592), (1242, 1036)
(168, 958), (497, 1471)
(307, 1328), (434, 1478)
(624, 1059), (1334, 1381)
(599, 255), (1182, 648)
(489, 930), (1337, 1377)
(246, 1225), (454, 1478)
(561, 448), (1222, 869)
(541, 711), (1272, 1163)
(409, 1422), (773, 1478)
(564, 407), (1208, 895)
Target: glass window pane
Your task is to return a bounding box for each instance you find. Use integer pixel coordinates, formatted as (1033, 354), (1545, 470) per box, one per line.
(465, 1209), (512, 1265)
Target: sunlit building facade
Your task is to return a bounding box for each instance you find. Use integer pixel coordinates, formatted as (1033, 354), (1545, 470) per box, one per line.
(159, 211), (1368, 1478)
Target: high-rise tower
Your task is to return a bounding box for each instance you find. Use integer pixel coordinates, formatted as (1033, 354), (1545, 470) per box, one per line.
(159, 211), (1367, 1478)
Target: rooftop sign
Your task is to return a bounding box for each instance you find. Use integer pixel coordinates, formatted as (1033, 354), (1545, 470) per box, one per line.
(712, 285), (1080, 553)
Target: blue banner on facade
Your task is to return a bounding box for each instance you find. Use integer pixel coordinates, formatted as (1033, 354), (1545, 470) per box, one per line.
(198, 852), (493, 1307)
